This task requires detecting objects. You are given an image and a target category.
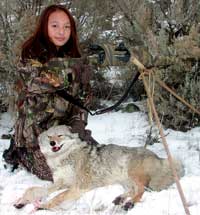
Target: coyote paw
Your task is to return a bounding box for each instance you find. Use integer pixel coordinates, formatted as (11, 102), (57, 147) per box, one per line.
(122, 201), (134, 211)
(14, 202), (26, 209)
(112, 196), (124, 205)
(112, 196), (134, 211)
(14, 186), (48, 211)
(14, 198), (26, 209)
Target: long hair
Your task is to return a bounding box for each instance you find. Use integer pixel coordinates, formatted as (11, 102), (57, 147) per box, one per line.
(21, 5), (81, 63)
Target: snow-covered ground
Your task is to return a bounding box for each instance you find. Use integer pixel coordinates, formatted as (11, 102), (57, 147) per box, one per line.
(0, 111), (200, 215)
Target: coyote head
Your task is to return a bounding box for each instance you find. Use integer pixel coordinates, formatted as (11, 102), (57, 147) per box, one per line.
(38, 125), (79, 158)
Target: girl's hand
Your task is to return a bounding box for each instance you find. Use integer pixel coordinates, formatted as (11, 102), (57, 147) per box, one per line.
(40, 72), (61, 87)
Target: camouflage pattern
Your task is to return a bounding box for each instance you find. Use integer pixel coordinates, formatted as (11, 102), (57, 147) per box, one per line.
(6, 57), (96, 181)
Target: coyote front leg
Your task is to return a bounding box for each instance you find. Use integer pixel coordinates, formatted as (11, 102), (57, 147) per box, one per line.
(14, 180), (66, 209)
(38, 186), (81, 210)
(14, 186), (48, 209)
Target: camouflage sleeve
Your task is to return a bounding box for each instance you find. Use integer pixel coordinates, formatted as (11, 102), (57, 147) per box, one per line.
(17, 60), (60, 94)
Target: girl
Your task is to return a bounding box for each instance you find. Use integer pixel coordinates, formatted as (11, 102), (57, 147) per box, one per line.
(4, 5), (97, 181)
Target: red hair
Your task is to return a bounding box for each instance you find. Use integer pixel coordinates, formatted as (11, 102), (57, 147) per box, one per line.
(21, 5), (81, 63)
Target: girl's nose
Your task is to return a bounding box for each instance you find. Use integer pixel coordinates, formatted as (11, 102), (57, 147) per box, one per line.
(58, 28), (65, 35)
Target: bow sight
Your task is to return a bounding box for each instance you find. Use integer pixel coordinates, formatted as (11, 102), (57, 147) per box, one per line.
(88, 42), (131, 66)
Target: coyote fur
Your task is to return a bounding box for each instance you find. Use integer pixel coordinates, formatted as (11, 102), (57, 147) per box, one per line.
(14, 125), (184, 211)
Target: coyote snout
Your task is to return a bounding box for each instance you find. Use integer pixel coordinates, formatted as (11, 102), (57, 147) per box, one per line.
(48, 135), (64, 152)
(14, 125), (184, 211)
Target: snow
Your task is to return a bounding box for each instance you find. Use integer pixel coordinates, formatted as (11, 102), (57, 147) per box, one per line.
(0, 111), (200, 215)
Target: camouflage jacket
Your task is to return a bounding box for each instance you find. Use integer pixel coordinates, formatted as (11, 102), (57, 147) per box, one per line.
(15, 57), (93, 148)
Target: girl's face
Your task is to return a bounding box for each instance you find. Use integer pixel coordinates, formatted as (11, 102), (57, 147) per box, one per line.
(48, 10), (71, 48)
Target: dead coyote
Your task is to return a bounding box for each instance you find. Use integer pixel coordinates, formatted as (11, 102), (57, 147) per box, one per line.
(14, 125), (184, 211)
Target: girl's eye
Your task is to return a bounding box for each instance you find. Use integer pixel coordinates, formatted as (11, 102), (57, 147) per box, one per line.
(64, 26), (70, 29)
(52, 24), (57, 28)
